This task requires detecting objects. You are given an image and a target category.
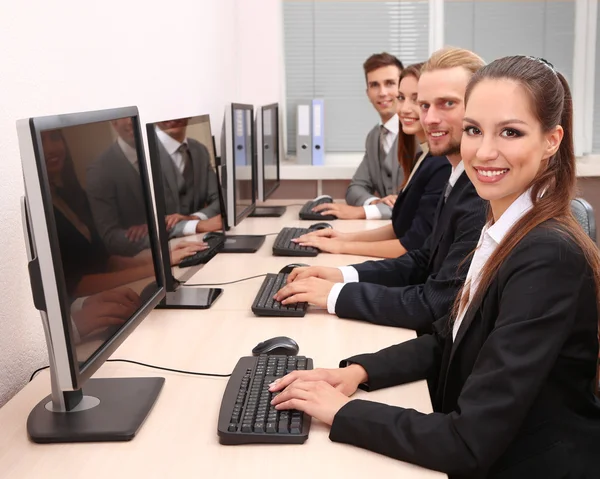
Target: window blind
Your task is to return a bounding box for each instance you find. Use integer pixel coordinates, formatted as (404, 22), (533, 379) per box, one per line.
(444, 1), (575, 85)
(283, 0), (430, 153)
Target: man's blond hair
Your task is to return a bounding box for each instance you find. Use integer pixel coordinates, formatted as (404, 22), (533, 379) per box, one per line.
(422, 47), (485, 76)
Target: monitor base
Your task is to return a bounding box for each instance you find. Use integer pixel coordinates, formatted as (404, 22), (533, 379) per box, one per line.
(220, 235), (265, 253)
(249, 206), (287, 217)
(158, 287), (223, 309)
(27, 377), (165, 443)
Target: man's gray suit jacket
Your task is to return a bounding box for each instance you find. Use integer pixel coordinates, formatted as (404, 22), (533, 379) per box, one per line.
(346, 124), (403, 219)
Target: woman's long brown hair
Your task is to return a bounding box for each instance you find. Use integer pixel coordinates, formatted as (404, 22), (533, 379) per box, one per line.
(397, 62), (424, 189)
(452, 56), (600, 392)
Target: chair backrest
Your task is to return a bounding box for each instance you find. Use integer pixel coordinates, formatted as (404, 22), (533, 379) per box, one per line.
(570, 198), (596, 243)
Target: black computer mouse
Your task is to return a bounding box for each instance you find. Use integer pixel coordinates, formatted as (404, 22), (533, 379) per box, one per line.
(203, 231), (224, 242)
(279, 263), (309, 275)
(309, 222), (333, 230)
(252, 336), (299, 356)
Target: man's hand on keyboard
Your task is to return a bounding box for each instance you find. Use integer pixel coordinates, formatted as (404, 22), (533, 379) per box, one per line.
(269, 365), (367, 397)
(312, 202), (366, 220)
(292, 236), (345, 254)
(269, 378), (351, 426)
(169, 240), (209, 265)
(287, 266), (343, 283)
(274, 277), (333, 308)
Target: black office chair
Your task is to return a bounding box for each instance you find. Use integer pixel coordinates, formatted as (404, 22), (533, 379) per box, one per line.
(569, 199), (600, 395)
(570, 198), (596, 243)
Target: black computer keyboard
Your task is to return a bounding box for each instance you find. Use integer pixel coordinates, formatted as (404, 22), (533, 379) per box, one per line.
(251, 273), (308, 317)
(299, 196), (336, 221)
(217, 355), (313, 445)
(272, 227), (318, 257)
(178, 236), (225, 268)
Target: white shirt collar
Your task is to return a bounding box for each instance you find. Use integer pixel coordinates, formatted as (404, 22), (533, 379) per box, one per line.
(485, 189), (534, 244)
(155, 126), (187, 156)
(381, 113), (399, 135)
(448, 160), (465, 187)
(116, 136), (138, 167)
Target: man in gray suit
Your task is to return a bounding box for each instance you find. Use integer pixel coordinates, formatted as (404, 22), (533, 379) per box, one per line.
(154, 118), (222, 237)
(313, 52), (404, 220)
(86, 118), (152, 257)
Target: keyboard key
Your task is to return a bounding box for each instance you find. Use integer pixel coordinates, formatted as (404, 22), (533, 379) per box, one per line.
(278, 420), (289, 434)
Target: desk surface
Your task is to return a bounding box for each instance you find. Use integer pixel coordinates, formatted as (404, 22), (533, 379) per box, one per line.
(0, 204), (445, 479)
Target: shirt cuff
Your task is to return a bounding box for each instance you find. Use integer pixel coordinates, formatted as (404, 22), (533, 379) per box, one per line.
(327, 283), (345, 314)
(363, 205), (383, 220)
(337, 266), (359, 283)
(362, 196), (379, 207)
(192, 212), (208, 220)
(182, 220), (200, 236)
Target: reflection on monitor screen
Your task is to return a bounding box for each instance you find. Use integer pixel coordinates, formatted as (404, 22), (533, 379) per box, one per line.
(150, 115), (221, 248)
(145, 114), (226, 301)
(40, 121), (159, 366)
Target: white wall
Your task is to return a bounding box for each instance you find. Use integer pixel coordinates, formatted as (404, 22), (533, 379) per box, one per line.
(0, 0), (284, 407)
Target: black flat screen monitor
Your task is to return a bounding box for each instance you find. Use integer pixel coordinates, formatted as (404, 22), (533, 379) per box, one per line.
(17, 106), (165, 443)
(259, 103), (280, 200)
(145, 114), (223, 308)
(222, 103), (256, 227)
(250, 103), (286, 218)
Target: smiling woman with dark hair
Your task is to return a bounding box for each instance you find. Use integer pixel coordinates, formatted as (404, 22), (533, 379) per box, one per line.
(268, 56), (600, 478)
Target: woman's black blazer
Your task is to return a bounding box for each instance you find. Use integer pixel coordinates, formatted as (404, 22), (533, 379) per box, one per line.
(391, 153), (451, 251)
(332, 222), (600, 478)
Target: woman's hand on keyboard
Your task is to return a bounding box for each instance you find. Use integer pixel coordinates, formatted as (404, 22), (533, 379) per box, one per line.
(268, 366), (368, 426)
(294, 228), (349, 242)
(269, 379), (351, 426)
(312, 202), (366, 220)
(287, 266), (343, 283)
(293, 236), (345, 254)
(269, 365), (367, 397)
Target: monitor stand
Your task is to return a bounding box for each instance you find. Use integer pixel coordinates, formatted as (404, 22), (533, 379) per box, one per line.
(249, 205), (287, 217)
(27, 377), (165, 443)
(157, 287), (223, 309)
(220, 234), (266, 253)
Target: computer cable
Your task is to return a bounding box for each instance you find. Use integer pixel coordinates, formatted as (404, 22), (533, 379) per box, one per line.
(182, 273), (268, 287)
(29, 359), (231, 382)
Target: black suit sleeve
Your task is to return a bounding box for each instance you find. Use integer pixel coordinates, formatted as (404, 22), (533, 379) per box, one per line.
(330, 234), (591, 477)
(341, 316), (448, 390)
(398, 159), (450, 251)
(335, 198), (483, 332)
(348, 234), (434, 288)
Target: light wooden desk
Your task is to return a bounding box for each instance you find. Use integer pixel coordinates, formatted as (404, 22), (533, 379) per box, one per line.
(0, 204), (445, 479)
